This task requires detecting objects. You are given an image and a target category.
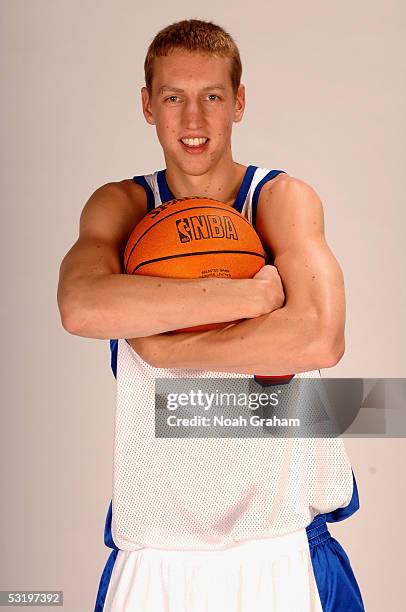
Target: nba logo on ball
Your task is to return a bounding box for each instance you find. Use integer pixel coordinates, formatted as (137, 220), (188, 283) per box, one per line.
(176, 214), (239, 243)
(176, 218), (193, 242)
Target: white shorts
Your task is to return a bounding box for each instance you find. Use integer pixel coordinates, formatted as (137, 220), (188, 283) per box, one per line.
(95, 515), (364, 612)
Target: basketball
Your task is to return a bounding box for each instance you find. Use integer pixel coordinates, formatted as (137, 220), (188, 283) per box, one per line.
(124, 196), (266, 332)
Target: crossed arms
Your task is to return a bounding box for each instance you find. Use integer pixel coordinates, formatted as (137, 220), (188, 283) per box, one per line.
(57, 176), (345, 376)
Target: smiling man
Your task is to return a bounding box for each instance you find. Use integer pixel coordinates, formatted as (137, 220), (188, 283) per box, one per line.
(57, 18), (365, 612)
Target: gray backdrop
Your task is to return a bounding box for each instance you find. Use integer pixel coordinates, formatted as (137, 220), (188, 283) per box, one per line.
(1, 1), (405, 610)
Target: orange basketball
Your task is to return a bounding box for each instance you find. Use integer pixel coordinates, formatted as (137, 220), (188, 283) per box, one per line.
(124, 197), (266, 332)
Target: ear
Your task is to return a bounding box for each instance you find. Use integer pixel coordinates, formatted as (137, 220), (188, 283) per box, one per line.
(141, 86), (156, 125)
(233, 84), (245, 123)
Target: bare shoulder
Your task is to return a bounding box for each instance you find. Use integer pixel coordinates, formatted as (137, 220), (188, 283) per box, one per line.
(255, 173), (326, 251)
(106, 178), (148, 217)
(74, 178), (149, 251)
(118, 177), (147, 199)
(256, 173), (324, 227)
(260, 172), (322, 205)
(117, 177), (151, 227)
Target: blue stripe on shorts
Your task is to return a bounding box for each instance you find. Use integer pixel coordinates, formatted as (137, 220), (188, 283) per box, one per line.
(306, 514), (365, 611)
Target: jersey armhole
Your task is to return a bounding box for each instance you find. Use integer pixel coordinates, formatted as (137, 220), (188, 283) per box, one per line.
(133, 175), (155, 212)
(251, 170), (287, 229)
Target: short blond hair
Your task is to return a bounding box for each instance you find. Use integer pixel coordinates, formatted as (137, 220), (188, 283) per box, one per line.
(144, 19), (242, 97)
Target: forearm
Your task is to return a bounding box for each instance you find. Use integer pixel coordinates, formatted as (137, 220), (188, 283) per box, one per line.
(61, 273), (264, 340)
(150, 306), (336, 375)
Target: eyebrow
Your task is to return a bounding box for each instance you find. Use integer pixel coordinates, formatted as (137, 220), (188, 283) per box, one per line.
(158, 84), (226, 94)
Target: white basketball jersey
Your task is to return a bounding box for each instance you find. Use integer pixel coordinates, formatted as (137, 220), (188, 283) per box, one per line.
(109, 166), (356, 551)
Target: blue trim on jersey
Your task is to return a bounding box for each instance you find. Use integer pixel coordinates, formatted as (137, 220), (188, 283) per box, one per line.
(109, 339), (133, 379)
(251, 169), (286, 229)
(233, 165), (257, 212)
(103, 500), (118, 550)
(306, 514), (365, 611)
(109, 339), (118, 379)
(133, 175), (155, 212)
(157, 169), (174, 203)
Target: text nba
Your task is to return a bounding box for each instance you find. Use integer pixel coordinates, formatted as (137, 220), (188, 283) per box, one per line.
(176, 214), (238, 243)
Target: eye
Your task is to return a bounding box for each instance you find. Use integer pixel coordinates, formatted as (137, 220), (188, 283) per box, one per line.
(165, 96), (180, 103)
(207, 94), (220, 101)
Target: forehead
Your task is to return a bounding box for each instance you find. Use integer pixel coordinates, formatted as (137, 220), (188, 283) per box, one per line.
(152, 50), (232, 91)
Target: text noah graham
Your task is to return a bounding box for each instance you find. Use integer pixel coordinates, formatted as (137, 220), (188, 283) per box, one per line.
(165, 414), (301, 428)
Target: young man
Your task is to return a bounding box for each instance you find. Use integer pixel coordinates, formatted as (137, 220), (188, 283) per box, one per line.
(57, 19), (365, 612)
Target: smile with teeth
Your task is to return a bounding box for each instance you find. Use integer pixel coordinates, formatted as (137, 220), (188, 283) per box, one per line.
(181, 137), (208, 147)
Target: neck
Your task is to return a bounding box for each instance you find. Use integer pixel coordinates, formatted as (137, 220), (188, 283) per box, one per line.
(164, 155), (247, 205)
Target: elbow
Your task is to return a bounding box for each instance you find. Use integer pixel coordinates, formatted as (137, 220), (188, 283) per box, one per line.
(57, 282), (109, 339)
(61, 312), (84, 336)
(58, 292), (89, 336)
(303, 308), (345, 370)
(60, 307), (88, 336)
(317, 334), (345, 369)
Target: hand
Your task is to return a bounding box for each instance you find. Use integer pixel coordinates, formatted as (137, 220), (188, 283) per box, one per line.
(252, 264), (285, 315)
(251, 265), (292, 381)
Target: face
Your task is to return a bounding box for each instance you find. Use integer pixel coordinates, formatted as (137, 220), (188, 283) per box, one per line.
(141, 49), (245, 176)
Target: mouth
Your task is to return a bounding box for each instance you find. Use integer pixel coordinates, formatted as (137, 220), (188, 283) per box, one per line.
(179, 137), (210, 154)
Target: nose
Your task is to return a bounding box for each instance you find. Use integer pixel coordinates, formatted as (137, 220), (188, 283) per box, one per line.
(182, 98), (205, 130)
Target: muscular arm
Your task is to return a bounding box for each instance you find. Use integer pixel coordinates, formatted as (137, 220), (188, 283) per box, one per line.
(132, 177), (345, 374)
(57, 181), (274, 339)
